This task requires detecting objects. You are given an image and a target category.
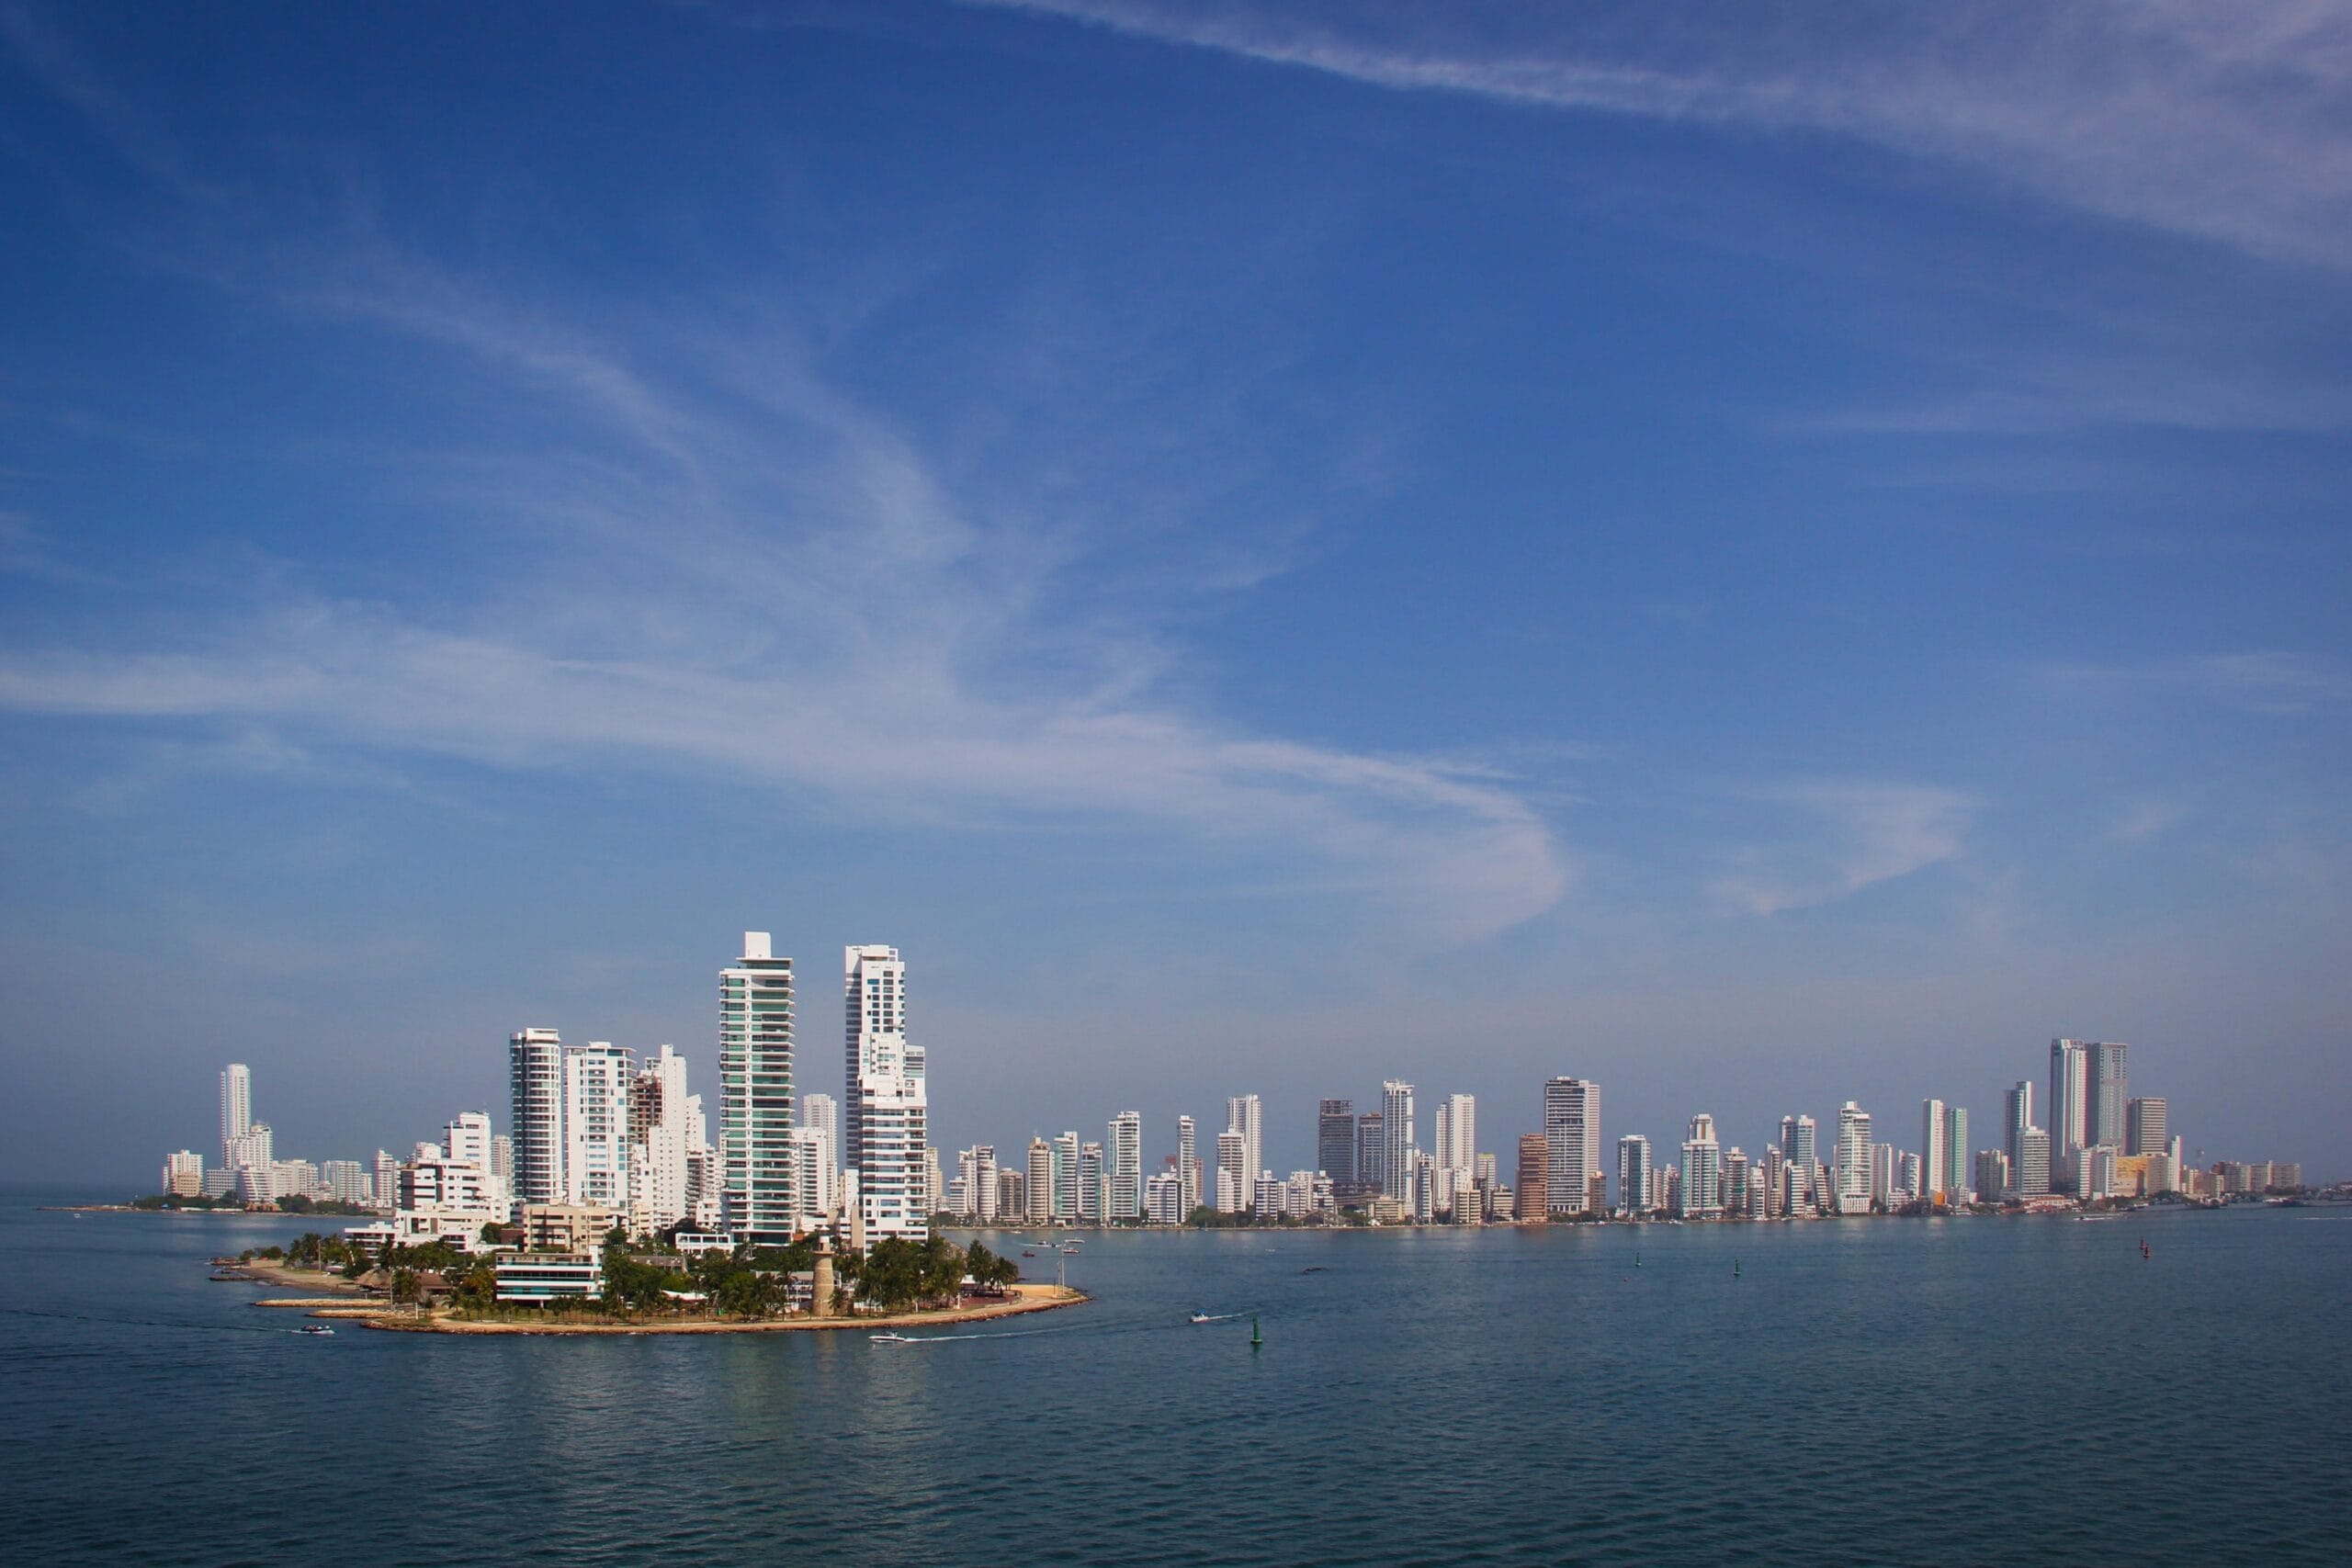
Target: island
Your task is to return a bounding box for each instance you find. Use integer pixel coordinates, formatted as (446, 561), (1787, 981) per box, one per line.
(217, 1231), (1087, 1336)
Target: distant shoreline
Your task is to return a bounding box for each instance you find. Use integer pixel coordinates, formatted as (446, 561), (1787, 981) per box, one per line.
(345, 1281), (1085, 1336)
(46, 1204), (379, 1217)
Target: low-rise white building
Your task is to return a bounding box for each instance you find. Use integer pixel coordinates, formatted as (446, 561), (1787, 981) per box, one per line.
(493, 1253), (604, 1305)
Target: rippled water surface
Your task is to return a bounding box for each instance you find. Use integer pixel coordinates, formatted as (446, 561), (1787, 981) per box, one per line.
(4, 1192), (2346, 1565)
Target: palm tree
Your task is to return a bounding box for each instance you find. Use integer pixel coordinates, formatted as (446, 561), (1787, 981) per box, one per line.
(390, 1268), (421, 1313)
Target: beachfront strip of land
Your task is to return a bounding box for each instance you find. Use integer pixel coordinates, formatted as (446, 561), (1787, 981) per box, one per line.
(231, 1260), (1084, 1336)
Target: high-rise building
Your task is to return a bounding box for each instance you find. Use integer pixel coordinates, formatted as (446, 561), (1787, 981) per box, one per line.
(1432, 1094), (1475, 1170)
(445, 1110), (493, 1173)
(1078, 1142), (1105, 1223)
(562, 1043), (633, 1211)
(509, 1029), (565, 1207)
(2087, 1042), (2129, 1150)
(627, 1044), (694, 1233)
(220, 1120), (276, 1197)
(1616, 1134), (1651, 1215)
(845, 944), (927, 1245)
(1177, 1115), (1198, 1214)
(1215, 1128), (1250, 1213)
(1145, 1168), (1185, 1224)
(1317, 1100), (1357, 1187)
(1379, 1081), (1415, 1201)
(997, 1167), (1025, 1219)
(1973, 1148), (2009, 1200)
(2004, 1080), (2034, 1183)
(720, 932), (797, 1247)
(163, 1149), (204, 1197)
(2049, 1039), (2091, 1189)
(322, 1158), (368, 1206)
(1833, 1102), (1872, 1213)
(220, 1065), (253, 1169)
(789, 1124), (836, 1224)
(1921, 1099), (1950, 1205)
(2125, 1097), (2167, 1157)
(1109, 1111), (1143, 1222)
(1052, 1131), (1080, 1220)
(1868, 1143), (1900, 1209)
(1544, 1077), (1601, 1215)
(1026, 1136), (1053, 1223)
(2017, 1126), (2051, 1198)
(800, 1093), (839, 1153)
(1357, 1111), (1386, 1196)
(956, 1145), (998, 1222)
(490, 1134), (514, 1198)
(796, 1092), (840, 1220)
(1515, 1133), (1549, 1221)
(1918, 1100), (1969, 1203)
(1679, 1114), (1722, 1218)
(1778, 1114), (1818, 1210)
(1939, 1104), (1969, 1200)
(1227, 1095), (1263, 1208)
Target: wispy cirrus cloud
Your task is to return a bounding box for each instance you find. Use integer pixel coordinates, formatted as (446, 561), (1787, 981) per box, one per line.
(1709, 781), (1977, 917)
(969, 0), (2352, 267)
(2040, 650), (2351, 717)
(0, 237), (1573, 942)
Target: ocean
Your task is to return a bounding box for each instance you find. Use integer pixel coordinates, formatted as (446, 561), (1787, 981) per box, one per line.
(2, 1190), (2345, 1565)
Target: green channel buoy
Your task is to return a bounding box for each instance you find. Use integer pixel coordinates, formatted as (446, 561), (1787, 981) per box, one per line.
(1250, 1314), (1262, 1349)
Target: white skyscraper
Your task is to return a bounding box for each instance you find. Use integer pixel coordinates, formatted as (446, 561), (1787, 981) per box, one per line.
(800, 1092), (839, 1155)
(1047, 1130), (1080, 1218)
(562, 1042), (633, 1211)
(720, 932), (797, 1247)
(1109, 1111), (1143, 1222)
(1679, 1113), (1722, 1218)
(1433, 1093), (1476, 1170)
(1921, 1098), (1949, 1206)
(794, 1092), (840, 1224)
(444, 1110), (492, 1172)
(957, 1145), (999, 1221)
(1215, 1128), (1250, 1213)
(788, 1124), (835, 1225)
(1379, 1081), (1415, 1201)
(1616, 1134), (1652, 1215)
(508, 1028), (565, 1206)
(2049, 1039), (2090, 1190)
(629, 1044), (694, 1234)
(1177, 1114), (1198, 1215)
(220, 1064), (252, 1171)
(845, 944), (927, 1245)
(1026, 1137), (1053, 1222)
(1227, 1095), (1263, 1207)
(2004, 1080), (2033, 1188)
(1544, 1077), (1602, 1215)
(1833, 1102), (1872, 1214)
(1778, 1114), (1818, 1212)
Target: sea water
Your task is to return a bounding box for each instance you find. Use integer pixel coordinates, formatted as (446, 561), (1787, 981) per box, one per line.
(2, 1190), (2345, 1565)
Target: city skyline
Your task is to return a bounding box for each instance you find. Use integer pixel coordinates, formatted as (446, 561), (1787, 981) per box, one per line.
(139, 924), (2321, 1208)
(3, 4), (2346, 1183)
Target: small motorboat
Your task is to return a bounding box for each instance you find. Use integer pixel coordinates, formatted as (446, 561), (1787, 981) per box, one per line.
(297, 1325), (334, 1336)
(1300, 1266), (1325, 1274)
(870, 1332), (913, 1344)
(1189, 1312), (1214, 1325)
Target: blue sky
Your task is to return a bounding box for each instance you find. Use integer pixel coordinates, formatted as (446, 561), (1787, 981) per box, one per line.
(2, 1), (2346, 1183)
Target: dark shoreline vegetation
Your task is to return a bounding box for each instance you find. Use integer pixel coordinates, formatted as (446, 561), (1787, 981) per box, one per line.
(130, 1193), (373, 1214)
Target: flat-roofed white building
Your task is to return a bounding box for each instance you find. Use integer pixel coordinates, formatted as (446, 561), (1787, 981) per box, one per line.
(494, 1253), (604, 1305)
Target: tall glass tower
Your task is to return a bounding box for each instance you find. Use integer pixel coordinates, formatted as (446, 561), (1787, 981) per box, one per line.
(721, 933), (796, 1246)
